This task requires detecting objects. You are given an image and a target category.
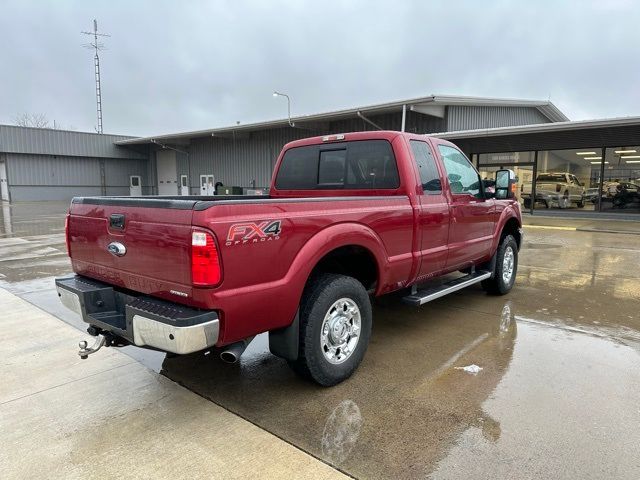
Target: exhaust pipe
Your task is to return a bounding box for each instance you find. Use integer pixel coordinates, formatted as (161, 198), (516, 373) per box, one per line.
(219, 336), (255, 364)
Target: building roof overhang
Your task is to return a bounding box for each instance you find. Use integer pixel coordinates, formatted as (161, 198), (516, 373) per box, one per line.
(116, 94), (568, 146)
(432, 115), (640, 140)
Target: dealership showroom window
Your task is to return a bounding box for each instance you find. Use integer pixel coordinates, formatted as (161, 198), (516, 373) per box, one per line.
(474, 147), (640, 213)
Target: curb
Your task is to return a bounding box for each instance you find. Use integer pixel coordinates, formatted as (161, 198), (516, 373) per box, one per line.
(523, 224), (640, 235)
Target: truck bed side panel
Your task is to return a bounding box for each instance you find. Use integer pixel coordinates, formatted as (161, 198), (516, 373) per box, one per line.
(192, 196), (414, 344)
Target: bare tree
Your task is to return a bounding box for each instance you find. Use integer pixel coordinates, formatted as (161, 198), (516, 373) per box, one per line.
(13, 114), (79, 131)
(14, 113), (52, 129)
(13, 114), (76, 130)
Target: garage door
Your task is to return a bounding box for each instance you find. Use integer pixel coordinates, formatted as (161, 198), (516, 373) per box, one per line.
(156, 151), (178, 195)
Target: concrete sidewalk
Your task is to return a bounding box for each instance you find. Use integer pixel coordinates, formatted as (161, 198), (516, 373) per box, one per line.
(0, 288), (346, 480)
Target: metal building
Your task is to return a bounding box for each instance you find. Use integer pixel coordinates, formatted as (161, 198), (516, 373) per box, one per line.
(0, 95), (567, 201)
(117, 95), (567, 195)
(0, 125), (150, 202)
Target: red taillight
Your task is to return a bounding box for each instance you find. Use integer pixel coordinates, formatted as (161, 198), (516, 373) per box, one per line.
(191, 229), (221, 286)
(64, 214), (71, 257)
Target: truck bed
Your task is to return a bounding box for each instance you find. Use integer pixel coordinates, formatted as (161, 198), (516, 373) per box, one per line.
(71, 195), (271, 210)
(67, 193), (415, 344)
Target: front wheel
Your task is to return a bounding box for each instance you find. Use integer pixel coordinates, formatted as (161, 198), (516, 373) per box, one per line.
(481, 235), (518, 295)
(288, 273), (372, 386)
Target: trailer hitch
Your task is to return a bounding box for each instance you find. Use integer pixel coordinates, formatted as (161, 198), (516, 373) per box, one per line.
(78, 335), (106, 359)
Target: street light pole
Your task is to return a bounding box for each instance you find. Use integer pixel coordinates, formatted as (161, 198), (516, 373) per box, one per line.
(273, 91), (295, 127)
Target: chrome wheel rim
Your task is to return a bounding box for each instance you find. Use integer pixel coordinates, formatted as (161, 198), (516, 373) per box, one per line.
(502, 246), (515, 284)
(320, 298), (361, 364)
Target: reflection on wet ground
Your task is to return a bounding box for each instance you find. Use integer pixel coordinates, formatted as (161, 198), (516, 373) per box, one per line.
(161, 229), (640, 479)
(0, 202), (70, 283)
(3, 202), (640, 479)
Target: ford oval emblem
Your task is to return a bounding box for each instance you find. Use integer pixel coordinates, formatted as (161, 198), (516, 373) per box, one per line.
(107, 242), (126, 257)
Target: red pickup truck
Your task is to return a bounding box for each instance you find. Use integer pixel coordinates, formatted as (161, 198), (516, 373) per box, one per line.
(56, 131), (522, 386)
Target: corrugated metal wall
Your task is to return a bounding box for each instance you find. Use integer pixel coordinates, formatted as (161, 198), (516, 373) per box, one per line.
(7, 153), (101, 186)
(0, 105), (554, 200)
(446, 106), (550, 131)
(104, 157), (149, 189)
(0, 125), (152, 201)
(0, 125), (145, 159)
(9, 186), (103, 201)
(5, 153), (152, 201)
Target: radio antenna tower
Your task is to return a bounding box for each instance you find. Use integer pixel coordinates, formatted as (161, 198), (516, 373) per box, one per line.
(82, 19), (110, 134)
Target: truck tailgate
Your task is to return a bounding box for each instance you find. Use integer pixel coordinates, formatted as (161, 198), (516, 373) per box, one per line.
(68, 199), (196, 301)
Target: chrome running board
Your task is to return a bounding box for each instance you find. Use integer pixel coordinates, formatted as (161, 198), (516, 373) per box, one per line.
(402, 271), (492, 306)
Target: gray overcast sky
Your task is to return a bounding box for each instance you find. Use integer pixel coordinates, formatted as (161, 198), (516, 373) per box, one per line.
(1, 0), (639, 137)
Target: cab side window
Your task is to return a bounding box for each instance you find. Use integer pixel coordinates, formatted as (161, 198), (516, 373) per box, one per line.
(409, 140), (441, 194)
(437, 145), (481, 197)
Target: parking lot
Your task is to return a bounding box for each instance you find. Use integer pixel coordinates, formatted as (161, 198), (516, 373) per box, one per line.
(1, 201), (639, 479)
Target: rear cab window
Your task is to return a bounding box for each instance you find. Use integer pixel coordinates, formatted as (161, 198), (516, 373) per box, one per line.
(275, 140), (399, 190)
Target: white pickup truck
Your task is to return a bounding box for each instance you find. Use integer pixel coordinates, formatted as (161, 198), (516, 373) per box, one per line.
(521, 172), (585, 209)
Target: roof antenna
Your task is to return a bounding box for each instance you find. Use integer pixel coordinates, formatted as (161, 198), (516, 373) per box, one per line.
(82, 19), (110, 134)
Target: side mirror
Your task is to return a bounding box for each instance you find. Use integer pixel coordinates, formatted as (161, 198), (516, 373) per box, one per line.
(481, 179), (495, 198)
(495, 169), (516, 199)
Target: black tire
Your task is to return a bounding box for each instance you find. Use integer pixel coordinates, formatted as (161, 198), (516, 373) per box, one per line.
(288, 273), (372, 386)
(577, 200), (585, 208)
(481, 235), (518, 295)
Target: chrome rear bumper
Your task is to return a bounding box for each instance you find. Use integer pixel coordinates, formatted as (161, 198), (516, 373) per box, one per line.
(132, 313), (219, 354)
(55, 275), (219, 355)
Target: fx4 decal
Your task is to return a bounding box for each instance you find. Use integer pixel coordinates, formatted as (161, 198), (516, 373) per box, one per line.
(226, 220), (282, 246)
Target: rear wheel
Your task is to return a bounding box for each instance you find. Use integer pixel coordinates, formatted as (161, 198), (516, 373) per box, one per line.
(481, 235), (518, 295)
(288, 273), (372, 386)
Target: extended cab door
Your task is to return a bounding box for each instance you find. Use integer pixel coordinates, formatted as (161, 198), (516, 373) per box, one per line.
(435, 142), (495, 269)
(408, 138), (450, 280)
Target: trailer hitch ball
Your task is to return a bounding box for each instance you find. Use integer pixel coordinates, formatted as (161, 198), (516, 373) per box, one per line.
(78, 336), (106, 359)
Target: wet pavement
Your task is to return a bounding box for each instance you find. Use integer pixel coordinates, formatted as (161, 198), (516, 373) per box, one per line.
(0, 202), (166, 371)
(2, 201), (640, 479)
(0, 288), (345, 480)
(0, 201), (69, 283)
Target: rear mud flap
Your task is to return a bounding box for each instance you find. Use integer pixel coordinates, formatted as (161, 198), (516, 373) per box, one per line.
(269, 310), (299, 361)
